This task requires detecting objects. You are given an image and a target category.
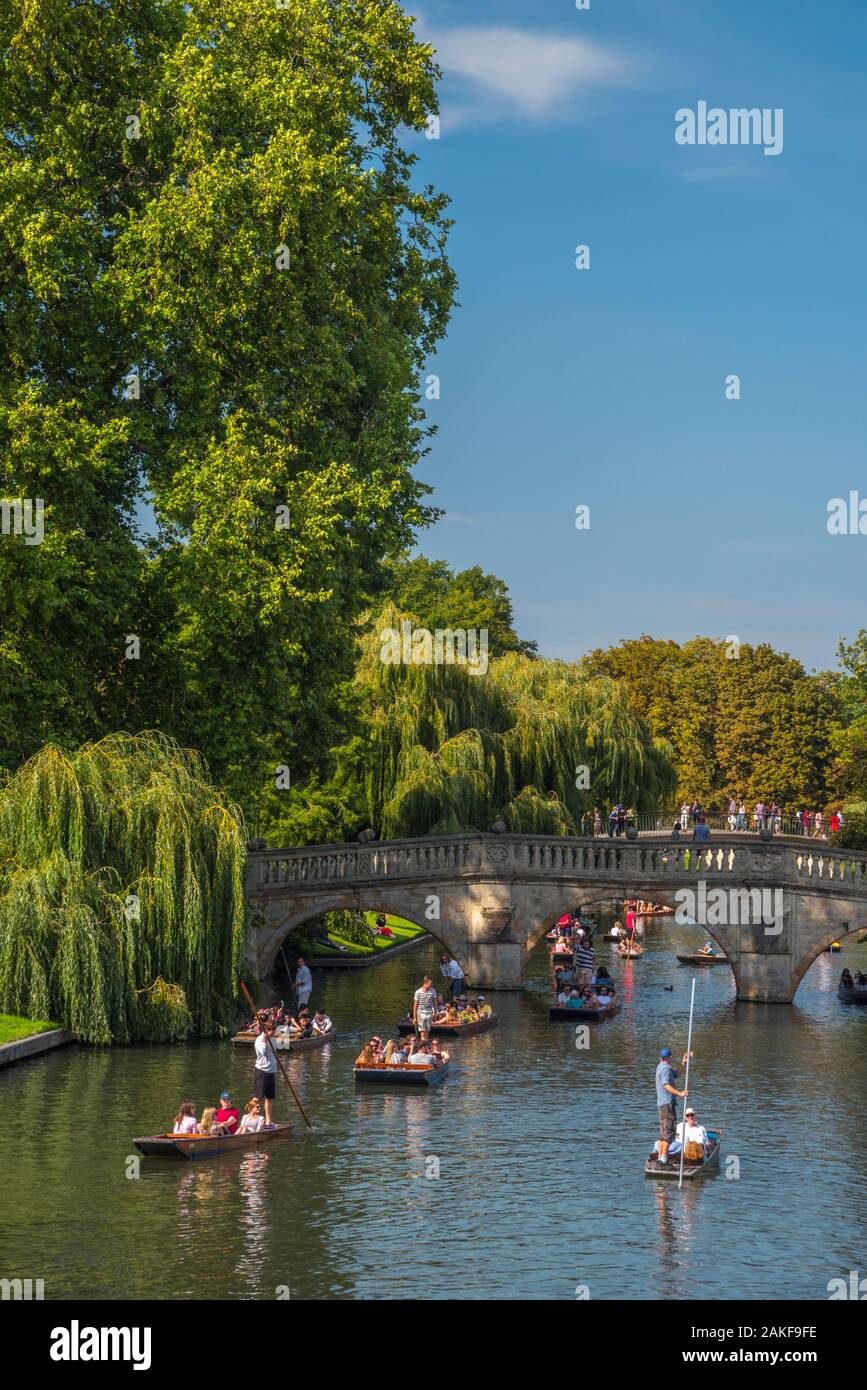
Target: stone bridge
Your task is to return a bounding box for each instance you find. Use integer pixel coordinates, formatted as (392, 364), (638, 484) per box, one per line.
(246, 833), (867, 1002)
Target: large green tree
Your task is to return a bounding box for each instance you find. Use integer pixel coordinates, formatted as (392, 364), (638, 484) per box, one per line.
(0, 0), (455, 818)
(584, 636), (837, 809)
(385, 554), (538, 657)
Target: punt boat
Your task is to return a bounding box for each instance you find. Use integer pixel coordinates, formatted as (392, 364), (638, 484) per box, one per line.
(396, 1014), (497, 1037)
(548, 1003), (621, 1022)
(230, 1029), (334, 1052)
(675, 953), (729, 967)
(353, 1061), (450, 1087)
(837, 984), (867, 1004)
(133, 1123), (291, 1160)
(645, 1131), (721, 1180)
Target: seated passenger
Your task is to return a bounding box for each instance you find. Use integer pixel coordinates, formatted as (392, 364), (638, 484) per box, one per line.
(173, 1101), (199, 1135)
(311, 1008), (332, 1034)
(409, 1042), (435, 1066)
(445, 1003), (460, 1023)
(557, 987), (571, 1005)
(237, 1099), (264, 1134)
(370, 1035), (385, 1062)
(477, 996), (493, 1018)
(198, 1106), (217, 1135)
(841, 969), (854, 990)
(215, 1091), (239, 1135)
(383, 1040), (401, 1064)
(566, 989), (585, 1009)
(699, 939), (716, 956)
(355, 1042), (376, 1068)
(290, 1009), (314, 1038)
(595, 986), (614, 1007)
(430, 1039), (449, 1065)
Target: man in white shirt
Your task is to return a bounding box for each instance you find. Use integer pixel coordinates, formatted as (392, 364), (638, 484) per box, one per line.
(440, 954), (465, 999)
(672, 1106), (708, 1155)
(253, 1019), (278, 1126)
(312, 1008), (332, 1035)
(294, 957), (313, 1009)
(409, 1045), (435, 1066)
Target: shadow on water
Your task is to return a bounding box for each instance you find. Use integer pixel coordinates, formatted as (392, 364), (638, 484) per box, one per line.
(1, 908), (865, 1299)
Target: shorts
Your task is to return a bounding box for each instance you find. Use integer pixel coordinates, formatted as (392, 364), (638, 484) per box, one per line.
(254, 1070), (276, 1101)
(658, 1103), (676, 1143)
(417, 1012), (433, 1033)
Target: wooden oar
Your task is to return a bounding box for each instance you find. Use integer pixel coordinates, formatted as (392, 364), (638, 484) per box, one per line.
(677, 977), (696, 1189)
(239, 980), (313, 1131)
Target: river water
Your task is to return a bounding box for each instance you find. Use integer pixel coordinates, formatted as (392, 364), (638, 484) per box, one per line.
(2, 906), (865, 1302)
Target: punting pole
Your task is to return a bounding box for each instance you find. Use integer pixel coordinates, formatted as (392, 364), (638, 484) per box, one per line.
(677, 977), (696, 1189)
(239, 979), (313, 1131)
(279, 945), (299, 1013)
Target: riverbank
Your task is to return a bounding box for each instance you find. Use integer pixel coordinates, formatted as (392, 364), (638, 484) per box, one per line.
(0, 1015), (73, 1068)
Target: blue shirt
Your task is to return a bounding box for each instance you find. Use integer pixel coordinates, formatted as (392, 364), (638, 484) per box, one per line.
(693, 823), (710, 842)
(655, 1061), (679, 1106)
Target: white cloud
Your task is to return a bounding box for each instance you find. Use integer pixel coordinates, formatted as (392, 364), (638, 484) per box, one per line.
(421, 23), (635, 125)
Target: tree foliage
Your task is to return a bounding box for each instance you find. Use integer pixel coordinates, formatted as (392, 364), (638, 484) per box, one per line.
(265, 603), (674, 843)
(583, 636), (837, 809)
(384, 554), (538, 657)
(0, 732), (245, 1043)
(0, 0), (455, 822)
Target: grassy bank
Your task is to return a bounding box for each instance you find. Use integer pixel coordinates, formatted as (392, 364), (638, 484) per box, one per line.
(309, 913), (426, 959)
(0, 1014), (59, 1046)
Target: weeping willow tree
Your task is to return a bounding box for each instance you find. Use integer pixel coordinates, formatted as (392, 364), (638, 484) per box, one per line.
(354, 604), (675, 837)
(0, 732), (246, 1043)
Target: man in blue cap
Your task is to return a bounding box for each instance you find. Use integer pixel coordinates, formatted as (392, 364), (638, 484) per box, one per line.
(655, 1045), (690, 1165)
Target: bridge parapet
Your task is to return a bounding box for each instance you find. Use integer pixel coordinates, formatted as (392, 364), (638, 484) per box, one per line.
(248, 833), (867, 898)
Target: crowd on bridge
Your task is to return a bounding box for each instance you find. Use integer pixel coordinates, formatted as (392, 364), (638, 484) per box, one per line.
(578, 801), (841, 838)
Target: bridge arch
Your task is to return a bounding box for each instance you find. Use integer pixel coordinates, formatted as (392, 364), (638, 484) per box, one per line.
(252, 885), (472, 982)
(247, 834), (867, 1000)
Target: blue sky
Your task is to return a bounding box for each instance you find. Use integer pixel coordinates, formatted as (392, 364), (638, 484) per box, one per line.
(408, 0), (867, 670)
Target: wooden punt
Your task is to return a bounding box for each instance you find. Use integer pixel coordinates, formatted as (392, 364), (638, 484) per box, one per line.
(837, 985), (867, 1004)
(133, 1123), (291, 1160)
(675, 953), (729, 967)
(353, 1060), (450, 1086)
(645, 1132), (721, 1180)
(616, 944), (643, 958)
(549, 1003), (620, 1022)
(396, 1014), (497, 1037)
(230, 1029), (335, 1052)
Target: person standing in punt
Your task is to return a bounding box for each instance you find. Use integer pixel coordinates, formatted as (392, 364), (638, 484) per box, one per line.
(654, 1046), (691, 1167)
(574, 934), (595, 989)
(412, 975), (438, 1041)
(253, 1017), (278, 1128)
(294, 957), (313, 1011)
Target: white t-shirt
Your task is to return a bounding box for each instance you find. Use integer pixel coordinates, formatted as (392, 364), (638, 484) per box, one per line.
(173, 1115), (198, 1134)
(557, 991), (570, 1004)
(238, 1113), (264, 1134)
(254, 1032), (277, 1072)
(676, 1120), (708, 1146)
(312, 1014), (332, 1033)
(409, 1051), (434, 1065)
